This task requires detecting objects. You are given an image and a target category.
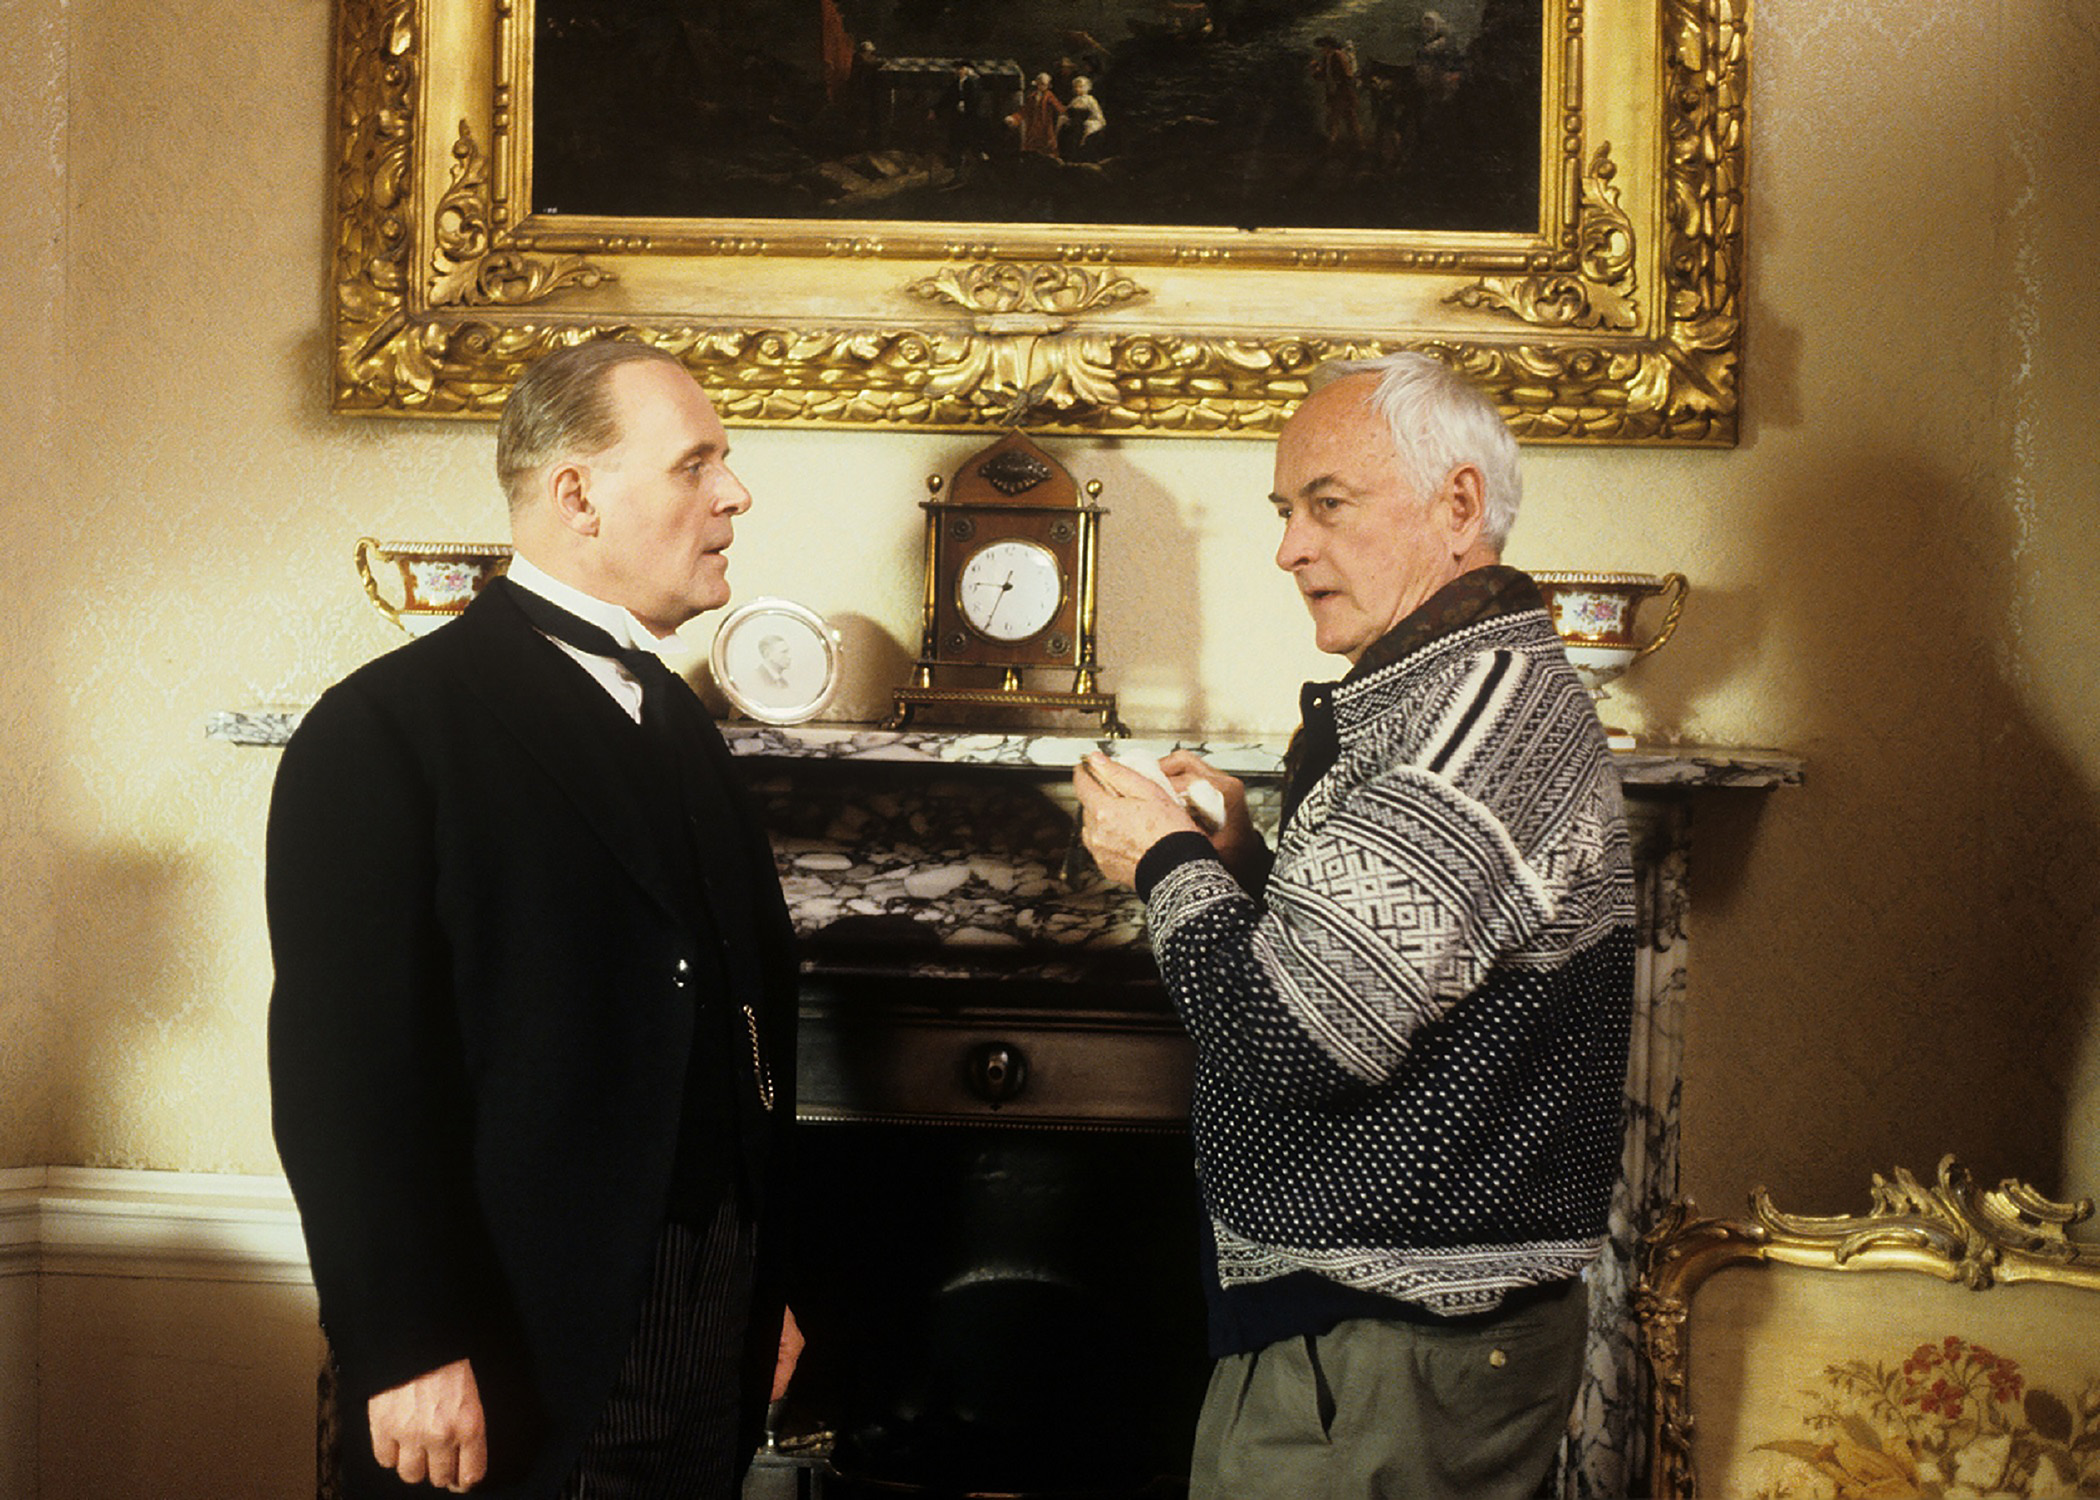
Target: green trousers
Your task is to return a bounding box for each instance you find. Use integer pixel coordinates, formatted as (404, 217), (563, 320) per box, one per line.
(1188, 1278), (1588, 1500)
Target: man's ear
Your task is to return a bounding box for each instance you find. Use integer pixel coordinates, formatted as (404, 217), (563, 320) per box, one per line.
(549, 461), (598, 537)
(1439, 464), (1487, 556)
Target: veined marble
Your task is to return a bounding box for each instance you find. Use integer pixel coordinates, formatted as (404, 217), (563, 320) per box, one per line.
(204, 709), (306, 746)
(1562, 795), (1693, 1500)
(212, 709), (1804, 790)
(1615, 747), (1804, 787)
(745, 761), (1285, 956)
(720, 724), (1291, 778)
(752, 766), (1151, 953)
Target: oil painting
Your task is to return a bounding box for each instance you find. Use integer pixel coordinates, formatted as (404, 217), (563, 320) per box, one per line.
(531, 0), (1541, 235)
(330, 0), (1746, 441)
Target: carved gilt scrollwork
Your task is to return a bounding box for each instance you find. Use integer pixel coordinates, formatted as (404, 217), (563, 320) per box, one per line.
(906, 263), (1147, 320)
(1445, 145), (1640, 332)
(331, 0), (419, 380)
(1753, 1157), (2096, 1289)
(331, 0), (1748, 442)
(894, 263), (1149, 415)
(1652, 0), (1747, 440)
(1635, 1157), (2100, 1500)
(428, 122), (610, 310)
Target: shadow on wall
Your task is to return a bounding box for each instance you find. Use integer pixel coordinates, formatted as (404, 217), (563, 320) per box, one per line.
(1688, 446), (2100, 1213)
(822, 611), (919, 724)
(1985, 688), (2100, 1209)
(1620, 248), (1796, 738)
(44, 843), (201, 1162)
(1081, 444), (1206, 729)
(1609, 580), (1767, 740)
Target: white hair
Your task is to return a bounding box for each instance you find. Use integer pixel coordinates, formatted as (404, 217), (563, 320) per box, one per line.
(1310, 351), (1522, 550)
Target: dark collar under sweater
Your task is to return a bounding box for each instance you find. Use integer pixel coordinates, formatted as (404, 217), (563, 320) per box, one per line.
(1344, 563), (1545, 682)
(1282, 564), (1545, 828)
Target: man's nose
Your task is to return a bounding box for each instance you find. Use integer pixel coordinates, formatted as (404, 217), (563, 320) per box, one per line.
(718, 470), (754, 515)
(1275, 515), (1314, 572)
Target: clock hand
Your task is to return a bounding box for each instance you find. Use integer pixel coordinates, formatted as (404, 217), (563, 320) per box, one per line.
(983, 572), (1015, 628)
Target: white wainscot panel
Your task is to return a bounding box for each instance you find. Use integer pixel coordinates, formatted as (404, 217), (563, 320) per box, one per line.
(0, 1168), (320, 1500)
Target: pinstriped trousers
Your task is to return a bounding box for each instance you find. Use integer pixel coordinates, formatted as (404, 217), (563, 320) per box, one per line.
(559, 1197), (759, 1500)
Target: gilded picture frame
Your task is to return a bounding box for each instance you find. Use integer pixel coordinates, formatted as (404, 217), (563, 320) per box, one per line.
(331, 0), (1747, 443)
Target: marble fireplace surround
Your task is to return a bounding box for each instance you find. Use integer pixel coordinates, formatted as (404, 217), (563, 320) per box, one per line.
(211, 712), (1799, 1496)
(721, 726), (1799, 1500)
(210, 712), (1794, 962)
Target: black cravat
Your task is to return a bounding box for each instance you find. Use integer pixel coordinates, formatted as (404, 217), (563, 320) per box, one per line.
(505, 584), (688, 743)
(505, 583), (763, 946)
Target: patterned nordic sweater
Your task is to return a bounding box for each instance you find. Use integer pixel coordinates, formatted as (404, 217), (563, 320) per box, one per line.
(1143, 569), (1635, 1322)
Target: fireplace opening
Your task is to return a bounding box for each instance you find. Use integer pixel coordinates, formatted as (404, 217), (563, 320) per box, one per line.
(783, 1123), (1208, 1498)
(773, 964), (1210, 1498)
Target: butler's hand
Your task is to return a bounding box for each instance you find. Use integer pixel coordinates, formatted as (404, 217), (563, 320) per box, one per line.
(773, 1305), (806, 1401)
(369, 1357), (488, 1492)
(1074, 753), (1200, 889)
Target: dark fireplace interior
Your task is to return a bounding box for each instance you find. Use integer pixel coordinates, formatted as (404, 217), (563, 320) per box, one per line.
(728, 754), (1243, 1498)
(785, 1123), (1207, 1497)
(774, 966), (1210, 1499)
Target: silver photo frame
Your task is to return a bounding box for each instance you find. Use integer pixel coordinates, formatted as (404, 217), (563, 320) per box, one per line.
(709, 598), (843, 726)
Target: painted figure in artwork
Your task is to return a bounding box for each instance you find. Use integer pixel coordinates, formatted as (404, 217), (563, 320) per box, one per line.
(1010, 72), (1067, 159)
(1063, 76), (1106, 161)
(1312, 35), (1364, 152)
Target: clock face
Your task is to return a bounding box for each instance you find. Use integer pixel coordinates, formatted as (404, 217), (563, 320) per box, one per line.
(957, 539), (1064, 643)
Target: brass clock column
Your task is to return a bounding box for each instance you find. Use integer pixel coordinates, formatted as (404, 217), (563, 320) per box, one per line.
(886, 430), (1126, 735)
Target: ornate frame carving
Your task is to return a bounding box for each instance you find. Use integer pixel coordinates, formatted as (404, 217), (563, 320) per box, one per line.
(1636, 1157), (2100, 1499)
(331, 0), (1748, 442)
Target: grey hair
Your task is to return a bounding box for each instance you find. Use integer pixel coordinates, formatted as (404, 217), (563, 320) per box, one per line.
(495, 339), (686, 515)
(1310, 352), (1522, 550)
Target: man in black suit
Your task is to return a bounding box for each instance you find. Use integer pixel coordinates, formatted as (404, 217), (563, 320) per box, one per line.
(268, 339), (803, 1498)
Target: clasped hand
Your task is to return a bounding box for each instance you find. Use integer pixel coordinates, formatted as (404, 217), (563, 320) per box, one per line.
(1073, 751), (1259, 889)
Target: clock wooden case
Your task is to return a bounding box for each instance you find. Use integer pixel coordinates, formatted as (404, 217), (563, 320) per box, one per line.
(887, 431), (1125, 733)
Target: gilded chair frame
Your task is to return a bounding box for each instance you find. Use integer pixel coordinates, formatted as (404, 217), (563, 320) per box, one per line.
(1636, 1156), (2100, 1499)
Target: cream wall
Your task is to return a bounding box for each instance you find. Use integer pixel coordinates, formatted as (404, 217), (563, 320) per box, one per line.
(1, 0), (2096, 1245)
(1, 0), (68, 1172)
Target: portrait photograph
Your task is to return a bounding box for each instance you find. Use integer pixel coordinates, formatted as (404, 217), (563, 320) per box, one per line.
(710, 597), (843, 724)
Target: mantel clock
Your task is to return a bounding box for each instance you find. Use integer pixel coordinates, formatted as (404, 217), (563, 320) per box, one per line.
(886, 431), (1125, 734)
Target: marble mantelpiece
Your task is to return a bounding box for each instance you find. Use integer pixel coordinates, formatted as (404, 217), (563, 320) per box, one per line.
(209, 710), (1805, 791)
(213, 712), (1796, 961)
(713, 722), (1803, 789)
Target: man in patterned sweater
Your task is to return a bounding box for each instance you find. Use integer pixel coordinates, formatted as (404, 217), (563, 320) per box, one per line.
(1075, 351), (1634, 1500)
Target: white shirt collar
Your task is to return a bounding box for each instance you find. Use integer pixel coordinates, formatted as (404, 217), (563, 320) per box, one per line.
(503, 553), (677, 656)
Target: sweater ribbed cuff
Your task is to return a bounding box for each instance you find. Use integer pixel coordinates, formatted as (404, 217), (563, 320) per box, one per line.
(1136, 830), (1219, 899)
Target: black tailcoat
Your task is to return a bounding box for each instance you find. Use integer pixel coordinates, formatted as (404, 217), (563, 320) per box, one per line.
(266, 579), (798, 1498)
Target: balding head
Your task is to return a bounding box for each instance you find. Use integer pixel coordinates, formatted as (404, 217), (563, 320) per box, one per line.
(495, 340), (688, 520)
